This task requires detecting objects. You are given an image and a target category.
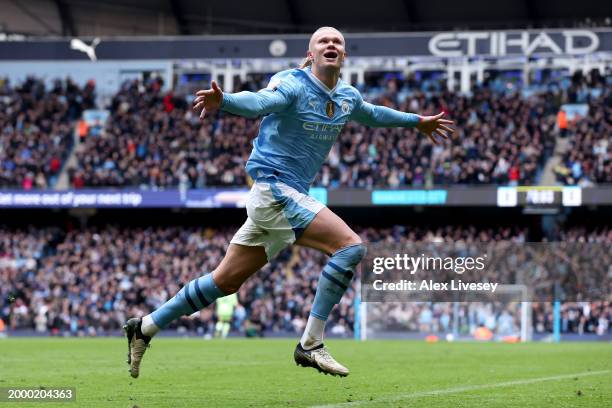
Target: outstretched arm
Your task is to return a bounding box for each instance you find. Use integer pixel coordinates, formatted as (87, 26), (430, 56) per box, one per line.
(193, 80), (295, 120)
(351, 100), (420, 128)
(351, 100), (455, 144)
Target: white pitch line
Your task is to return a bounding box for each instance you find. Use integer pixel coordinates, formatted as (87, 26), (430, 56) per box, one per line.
(311, 370), (611, 408)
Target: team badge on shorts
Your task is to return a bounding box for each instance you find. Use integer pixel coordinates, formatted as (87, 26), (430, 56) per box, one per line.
(341, 100), (350, 114)
(326, 100), (335, 118)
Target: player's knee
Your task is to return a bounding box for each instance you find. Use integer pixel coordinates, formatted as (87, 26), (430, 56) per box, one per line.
(333, 232), (362, 254)
(347, 242), (367, 265)
(219, 283), (240, 295)
(346, 233), (363, 247)
(333, 242), (367, 270)
(215, 279), (241, 295)
(211, 270), (241, 295)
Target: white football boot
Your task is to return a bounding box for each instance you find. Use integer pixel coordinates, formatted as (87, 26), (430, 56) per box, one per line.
(294, 343), (349, 377)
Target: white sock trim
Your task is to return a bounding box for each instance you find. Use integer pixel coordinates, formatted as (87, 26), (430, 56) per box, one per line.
(141, 314), (160, 337)
(300, 315), (326, 350)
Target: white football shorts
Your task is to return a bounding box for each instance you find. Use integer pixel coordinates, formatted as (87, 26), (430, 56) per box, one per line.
(230, 180), (325, 260)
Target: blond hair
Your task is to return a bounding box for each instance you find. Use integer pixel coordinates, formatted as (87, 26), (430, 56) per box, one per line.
(299, 57), (313, 69)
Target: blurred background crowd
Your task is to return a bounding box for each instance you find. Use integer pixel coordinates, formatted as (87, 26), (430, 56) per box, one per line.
(1, 68), (609, 191)
(1, 224), (610, 338)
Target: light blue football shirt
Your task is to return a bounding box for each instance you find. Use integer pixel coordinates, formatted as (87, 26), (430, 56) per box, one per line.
(220, 67), (420, 193)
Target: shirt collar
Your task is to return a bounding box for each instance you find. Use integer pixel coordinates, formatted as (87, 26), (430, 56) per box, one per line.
(303, 66), (340, 96)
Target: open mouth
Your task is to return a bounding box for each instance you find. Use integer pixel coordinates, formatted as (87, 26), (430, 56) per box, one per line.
(323, 50), (338, 59)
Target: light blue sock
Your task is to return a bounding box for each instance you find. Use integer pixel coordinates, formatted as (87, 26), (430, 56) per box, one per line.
(311, 244), (366, 320)
(150, 273), (226, 329)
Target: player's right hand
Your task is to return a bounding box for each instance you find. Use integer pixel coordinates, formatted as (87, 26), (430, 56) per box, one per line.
(193, 80), (223, 120)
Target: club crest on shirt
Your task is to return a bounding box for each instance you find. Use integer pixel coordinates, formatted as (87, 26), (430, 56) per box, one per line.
(341, 100), (350, 114)
(326, 100), (334, 118)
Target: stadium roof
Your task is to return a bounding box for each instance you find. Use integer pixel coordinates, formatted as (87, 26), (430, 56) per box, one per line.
(0, 0), (609, 37)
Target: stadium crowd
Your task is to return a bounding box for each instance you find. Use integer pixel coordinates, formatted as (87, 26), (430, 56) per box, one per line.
(68, 78), (255, 188)
(555, 82), (611, 186)
(367, 300), (610, 338)
(69, 77), (559, 189)
(1, 224), (609, 338)
(1, 73), (608, 190)
(0, 77), (95, 189)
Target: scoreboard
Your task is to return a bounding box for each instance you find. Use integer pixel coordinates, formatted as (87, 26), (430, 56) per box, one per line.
(497, 186), (583, 208)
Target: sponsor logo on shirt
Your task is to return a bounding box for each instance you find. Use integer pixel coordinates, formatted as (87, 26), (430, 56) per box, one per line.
(302, 122), (344, 133)
(302, 121), (346, 142)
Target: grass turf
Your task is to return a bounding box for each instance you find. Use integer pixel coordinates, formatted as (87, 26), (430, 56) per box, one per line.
(0, 338), (610, 407)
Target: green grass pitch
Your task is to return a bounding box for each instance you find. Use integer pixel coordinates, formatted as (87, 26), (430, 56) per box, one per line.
(0, 338), (610, 407)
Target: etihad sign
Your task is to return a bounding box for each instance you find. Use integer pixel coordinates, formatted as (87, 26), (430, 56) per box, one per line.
(428, 30), (600, 57)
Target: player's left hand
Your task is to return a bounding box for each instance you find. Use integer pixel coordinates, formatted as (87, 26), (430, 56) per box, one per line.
(416, 112), (455, 144)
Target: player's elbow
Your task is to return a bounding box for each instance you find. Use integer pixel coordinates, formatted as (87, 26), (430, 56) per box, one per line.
(244, 103), (266, 118)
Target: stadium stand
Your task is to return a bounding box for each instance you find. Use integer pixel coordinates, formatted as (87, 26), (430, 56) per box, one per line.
(1, 224), (609, 337)
(0, 77), (95, 189)
(0, 73), (606, 190)
(64, 76), (612, 189)
(555, 78), (612, 185)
